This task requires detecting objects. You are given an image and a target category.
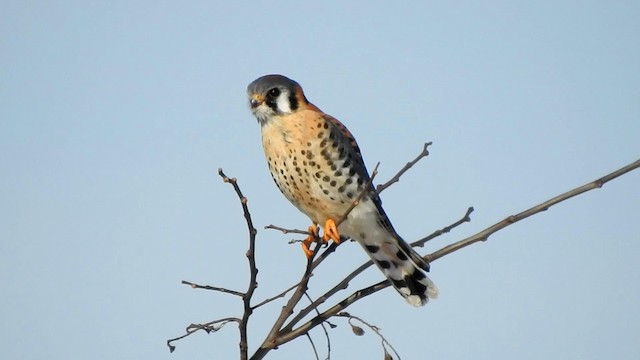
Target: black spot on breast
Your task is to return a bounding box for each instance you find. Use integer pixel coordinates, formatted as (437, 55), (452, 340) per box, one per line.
(334, 170), (342, 177)
(338, 147), (346, 160)
(346, 192), (354, 198)
(323, 122), (329, 129)
(323, 189), (329, 195)
(330, 180), (337, 187)
(322, 176), (330, 182)
(378, 260), (391, 269)
(365, 245), (379, 253)
(337, 185), (346, 193)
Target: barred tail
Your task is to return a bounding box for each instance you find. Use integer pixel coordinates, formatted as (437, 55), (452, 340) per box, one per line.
(361, 236), (439, 307)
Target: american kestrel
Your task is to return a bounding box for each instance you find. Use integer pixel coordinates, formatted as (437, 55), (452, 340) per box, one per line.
(247, 74), (438, 306)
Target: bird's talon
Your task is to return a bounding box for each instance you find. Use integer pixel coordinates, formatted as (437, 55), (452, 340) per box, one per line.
(301, 240), (314, 258)
(301, 224), (319, 258)
(323, 219), (341, 244)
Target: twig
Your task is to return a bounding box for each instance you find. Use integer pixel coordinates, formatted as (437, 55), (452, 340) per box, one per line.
(306, 333), (321, 360)
(181, 280), (244, 297)
(304, 292), (332, 360)
(410, 206), (474, 248)
(428, 159), (640, 262)
(375, 142), (431, 193)
(167, 317), (240, 353)
(337, 312), (401, 360)
(218, 169), (259, 360)
(264, 224), (310, 235)
(252, 280), (310, 310)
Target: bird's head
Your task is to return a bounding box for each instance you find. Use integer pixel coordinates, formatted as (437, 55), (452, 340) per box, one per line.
(247, 74), (309, 125)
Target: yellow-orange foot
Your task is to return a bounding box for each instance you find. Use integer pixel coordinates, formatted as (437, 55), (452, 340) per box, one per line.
(301, 224), (318, 258)
(322, 219), (341, 244)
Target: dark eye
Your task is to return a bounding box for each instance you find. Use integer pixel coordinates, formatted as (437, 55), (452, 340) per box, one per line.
(267, 88), (281, 97)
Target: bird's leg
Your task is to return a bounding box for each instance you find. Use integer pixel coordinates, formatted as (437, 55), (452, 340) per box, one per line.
(301, 224), (318, 258)
(322, 219), (341, 244)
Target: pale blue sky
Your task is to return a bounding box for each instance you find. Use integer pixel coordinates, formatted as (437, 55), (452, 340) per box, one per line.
(1, 1), (639, 359)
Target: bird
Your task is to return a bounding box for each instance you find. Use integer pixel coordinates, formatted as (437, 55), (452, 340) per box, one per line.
(246, 74), (438, 306)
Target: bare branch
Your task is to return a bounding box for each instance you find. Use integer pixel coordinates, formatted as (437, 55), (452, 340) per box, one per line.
(264, 224), (310, 235)
(252, 280), (311, 310)
(256, 256), (314, 356)
(167, 317), (240, 353)
(376, 142), (431, 194)
(428, 159), (640, 262)
(410, 206), (474, 248)
(305, 333), (321, 360)
(337, 312), (402, 360)
(181, 280), (244, 297)
(304, 292), (332, 360)
(217, 169), (259, 360)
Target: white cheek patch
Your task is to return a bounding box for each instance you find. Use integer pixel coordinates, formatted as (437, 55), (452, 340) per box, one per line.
(275, 91), (292, 113)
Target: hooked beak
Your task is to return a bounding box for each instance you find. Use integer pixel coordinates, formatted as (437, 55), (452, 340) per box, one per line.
(250, 94), (264, 109)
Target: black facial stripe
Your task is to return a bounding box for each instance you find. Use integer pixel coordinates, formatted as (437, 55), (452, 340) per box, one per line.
(289, 92), (298, 111)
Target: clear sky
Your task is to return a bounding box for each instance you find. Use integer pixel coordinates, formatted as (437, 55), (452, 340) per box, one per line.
(1, 1), (639, 359)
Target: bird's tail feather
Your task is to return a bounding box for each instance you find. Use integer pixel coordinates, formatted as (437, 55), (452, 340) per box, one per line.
(362, 236), (438, 307)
